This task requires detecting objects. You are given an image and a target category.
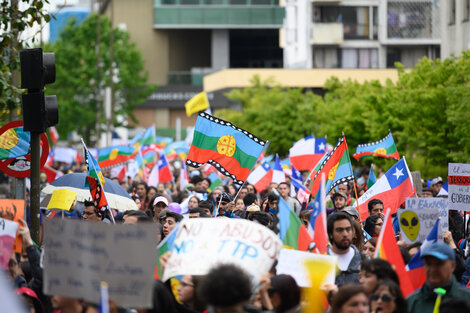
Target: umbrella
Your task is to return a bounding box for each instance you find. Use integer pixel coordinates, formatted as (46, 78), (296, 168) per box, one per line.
(41, 173), (138, 211)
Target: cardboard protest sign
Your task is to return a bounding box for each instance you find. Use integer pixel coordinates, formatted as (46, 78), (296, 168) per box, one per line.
(0, 270), (28, 313)
(46, 189), (77, 211)
(43, 219), (156, 308)
(0, 218), (19, 269)
(276, 248), (337, 288)
(411, 171), (422, 196)
(448, 163), (470, 211)
(0, 199), (24, 253)
(400, 198), (449, 244)
(162, 218), (282, 283)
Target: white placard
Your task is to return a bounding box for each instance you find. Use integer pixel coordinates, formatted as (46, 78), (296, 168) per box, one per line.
(448, 163), (470, 211)
(276, 249), (337, 287)
(43, 219), (156, 308)
(0, 218), (19, 269)
(162, 218), (282, 283)
(401, 198), (449, 244)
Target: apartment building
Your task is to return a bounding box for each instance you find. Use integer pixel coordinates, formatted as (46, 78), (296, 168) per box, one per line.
(440, 0), (470, 59)
(284, 0), (440, 69)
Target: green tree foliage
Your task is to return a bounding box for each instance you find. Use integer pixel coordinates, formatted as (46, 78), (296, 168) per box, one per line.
(221, 53), (470, 178)
(218, 75), (323, 156)
(45, 13), (155, 143)
(0, 0), (51, 123)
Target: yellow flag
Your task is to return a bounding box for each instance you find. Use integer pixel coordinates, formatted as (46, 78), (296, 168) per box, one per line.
(185, 91), (209, 117)
(302, 258), (336, 313)
(47, 189), (77, 211)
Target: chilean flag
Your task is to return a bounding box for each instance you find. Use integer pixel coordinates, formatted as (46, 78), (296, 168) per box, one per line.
(247, 161), (273, 192)
(49, 126), (59, 143)
(291, 166), (310, 204)
(307, 173), (328, 254)
(272, 155), (286, 184)
(158, 154), (174, 183)
(289, 135), (326, 171)
(357, 158), (415, 221)
(406, 218), (439, 290)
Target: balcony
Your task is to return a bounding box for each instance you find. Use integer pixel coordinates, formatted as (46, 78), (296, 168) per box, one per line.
(167, 69), (213, 85)
(312, 23), (343, 44)
(154, 0), (285, 28)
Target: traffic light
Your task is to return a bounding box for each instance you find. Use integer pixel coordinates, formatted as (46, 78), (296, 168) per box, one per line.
(20, 48), (58, 133)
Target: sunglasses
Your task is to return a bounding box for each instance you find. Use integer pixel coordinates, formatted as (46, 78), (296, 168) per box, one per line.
(82, 211), (96, 216)
(370, 294), (394, 303)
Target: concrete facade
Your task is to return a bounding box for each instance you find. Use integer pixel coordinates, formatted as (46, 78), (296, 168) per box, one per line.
(440, 0), (470, 59)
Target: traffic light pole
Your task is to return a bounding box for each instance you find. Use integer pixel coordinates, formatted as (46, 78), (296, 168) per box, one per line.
(30, 132), (41, 244)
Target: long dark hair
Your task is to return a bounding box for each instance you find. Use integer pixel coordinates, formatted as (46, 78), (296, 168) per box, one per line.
(361, 258), (399, 285)
(372, 280), (407, 313)
(364, 215), (382, 237)
(331, 284), (368, 313)
(270, 274), (300, 313)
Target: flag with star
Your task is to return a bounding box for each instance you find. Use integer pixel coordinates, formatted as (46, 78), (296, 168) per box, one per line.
(186, 112), (266, 184)
(357, 158), (415, 221)
(289, 135), (326, 171)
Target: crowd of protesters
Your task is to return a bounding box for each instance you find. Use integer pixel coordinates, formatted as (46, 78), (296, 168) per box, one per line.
(4, 161), (470, 313)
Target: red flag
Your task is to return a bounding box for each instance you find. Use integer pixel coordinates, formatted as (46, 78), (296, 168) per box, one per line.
(375, 209), (414, 297)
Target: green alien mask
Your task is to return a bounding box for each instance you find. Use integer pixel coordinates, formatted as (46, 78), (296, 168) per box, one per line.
(400, 211), (420, 241)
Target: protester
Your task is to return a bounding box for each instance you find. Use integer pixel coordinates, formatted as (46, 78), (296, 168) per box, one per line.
(370, 280), (407, 313)
(331, 192), (347, 213)
(161, 210), (183, 238)
(368, 199), (384, 218)
(177, 275), (206, 312)
(278, 182), (301, 215)
(151, 196), (169, 223)
(82, 200), (101, 222)
(198, 264), (252, 313)
(363, 238), (378, 259)
(188, 196), (200, 210)
(359, 259), (399, 295)
(331, 284), (369, 313)
(259, 274), (301, 313)
(407, 242), (470, 313)
(364, 215), (383, 238)
(327, 213), (364, 287)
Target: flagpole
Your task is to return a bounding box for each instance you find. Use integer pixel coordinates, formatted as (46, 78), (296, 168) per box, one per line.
(81, 138), (115, 224)
(343, 133), (360, 202)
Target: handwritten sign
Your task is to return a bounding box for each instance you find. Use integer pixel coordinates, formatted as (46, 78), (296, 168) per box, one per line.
(400, 198), (448, 244)
(0, 199), (24, 253)
(162, 218), (282, 283)
(448, 163), (470, 211)
(0, 218), (19, 269)
(47, 189), (77, 211)
(43, 219), (156, 308)
(276, 249), (337, 287)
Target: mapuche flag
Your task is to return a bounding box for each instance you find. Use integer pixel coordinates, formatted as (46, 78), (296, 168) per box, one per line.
(0, 125), (30, 160)
(353, 130), (400, 161)
(186, 112), (266, 184)
(97, 145), (136, 169)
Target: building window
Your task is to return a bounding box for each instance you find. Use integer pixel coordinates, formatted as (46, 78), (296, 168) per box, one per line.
(340, 48), (378, 69)
(464, 0), (470, 22)
(449, 0), (456, 25)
